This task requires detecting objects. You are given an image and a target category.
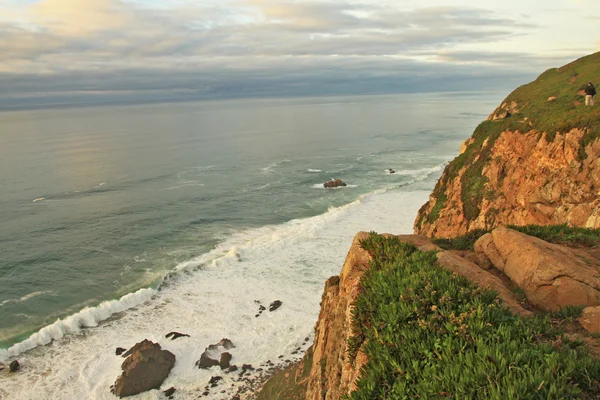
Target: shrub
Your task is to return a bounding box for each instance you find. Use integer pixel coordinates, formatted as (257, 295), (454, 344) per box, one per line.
(348, 233), (600, 400)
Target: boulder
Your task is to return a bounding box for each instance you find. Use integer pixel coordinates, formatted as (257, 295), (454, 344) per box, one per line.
(269, 300), (283, 312)
(112, 340), (176, 398)
(165, 332), (190, 340)
(9, 360), (20, 373)
(219, 352), (232, 369)
(579, 306), (600, 334)
(196, 339), (235, 369)
(477, 227), (600, 311)
(163, 387), (176, 397)
(323, 179), (346, 188)
(115, 347), (127, 356)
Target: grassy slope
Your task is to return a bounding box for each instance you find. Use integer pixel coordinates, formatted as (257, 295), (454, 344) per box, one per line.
(348, 233), (600, 400)
(423, 51), (600, 226)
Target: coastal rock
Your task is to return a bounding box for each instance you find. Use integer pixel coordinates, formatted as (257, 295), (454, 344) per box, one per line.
(323, 179), (346, 188)
(112, 340), (176, 398)
(9, 360), (20, 373)
(306, 232), (373, 400)
(415, 126), (600, 238)
(219, 352), (232, 369)
(163, 387), (176, 397)
(165, 331), (190, 340)
(268, 300), (282, 312)
(477, 227), (600, 311)
(196, 339), (235, 369)
(116, 347), (127, 356)
(579, 306), (600, 334)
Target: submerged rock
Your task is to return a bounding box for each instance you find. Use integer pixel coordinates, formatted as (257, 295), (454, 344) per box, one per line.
(112, 340), (176, 398)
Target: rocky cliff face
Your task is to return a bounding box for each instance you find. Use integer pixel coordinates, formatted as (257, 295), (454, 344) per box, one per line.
(415, 127), (600, 238)
(415, 51), (600, 238)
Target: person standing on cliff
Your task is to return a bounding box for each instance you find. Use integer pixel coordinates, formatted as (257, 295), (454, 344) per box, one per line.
(585, 82), (596, 105)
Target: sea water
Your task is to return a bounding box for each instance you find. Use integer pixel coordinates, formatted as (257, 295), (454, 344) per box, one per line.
(0, 93), (502, 399)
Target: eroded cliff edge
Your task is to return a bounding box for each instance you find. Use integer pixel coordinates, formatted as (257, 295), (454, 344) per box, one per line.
(415, 51), (600, 238)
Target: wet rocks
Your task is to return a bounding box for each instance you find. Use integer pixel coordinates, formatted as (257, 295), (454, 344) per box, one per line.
(323, 179), (347, 188)
(112, 339), (176, 398)
(163, 387), (176, 397)
(9, 360), (20, 373)
(269, 300), (282, 312)
(115, 347), (127, 356)
(196, 339), (236, 369)
(219, 352), (233, 369)
(165, 331), (190, 340)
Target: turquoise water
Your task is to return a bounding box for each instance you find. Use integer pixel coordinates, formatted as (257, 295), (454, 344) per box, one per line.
(0, 93), (500, 354)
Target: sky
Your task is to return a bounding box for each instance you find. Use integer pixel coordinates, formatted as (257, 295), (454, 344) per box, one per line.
(0, 0), (599, 106)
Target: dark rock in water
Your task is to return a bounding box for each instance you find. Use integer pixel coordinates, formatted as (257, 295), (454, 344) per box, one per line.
(196, 338), (235, 369)
(202, 391), (209, 396)
(209, 376), (223, 387)
(115, 347), (127, 356)
(269, 300), (283, 312)
(112, 340), (176, 398)
(163, 387), (176, 397)
(9, 360), (20, 373)
(241, 364), (254, 371)
(323, 179), (347, 188)
(387, 169), (396, 174)
(219, 352), (232, 369)
(232, 396), (241, 400)
(196, 352), (219, 369)
(165, 332), (190, 341)
(228, 365), (238, 372)
(258, 305), (266, 312)
(305, 337), (310, 342)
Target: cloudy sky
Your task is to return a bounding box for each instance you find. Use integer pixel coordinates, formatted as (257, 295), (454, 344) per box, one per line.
(0, 0), (599, 106)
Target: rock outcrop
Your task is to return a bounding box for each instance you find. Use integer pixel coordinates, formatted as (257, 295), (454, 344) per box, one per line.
(476, 227), (600, 311)
(196, 338), (235, 369)
(112, 340), (176, 398)
(580, 306), (600, 334)
(416, 128), (600, 238)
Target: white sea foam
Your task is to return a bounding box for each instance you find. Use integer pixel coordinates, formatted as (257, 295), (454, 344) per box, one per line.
(32, 197), (46, 203)
(307, 169), (322, 173)
(0, 291), (52, 308)
(0, 189), (429, 400)
(0, 288), (156, 361)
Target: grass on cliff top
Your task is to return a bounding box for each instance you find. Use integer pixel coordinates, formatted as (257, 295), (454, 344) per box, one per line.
(433, 224), (600, 251)
(347, 233), (600, 400)
(420, 51), (600, 227)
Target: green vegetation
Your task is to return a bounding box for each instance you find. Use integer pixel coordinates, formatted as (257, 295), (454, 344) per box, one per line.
(256, 346), (313, 400)
(432, 224), (600, 251)
(433, 229), (488, 251)
(510, 224), (600, 247)
(348, 233), (600, 399)
(427, 51), (600, 224)
(550, 305), (585, 323)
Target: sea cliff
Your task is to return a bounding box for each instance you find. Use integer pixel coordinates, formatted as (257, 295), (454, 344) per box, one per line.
(258, 51), (600, 399)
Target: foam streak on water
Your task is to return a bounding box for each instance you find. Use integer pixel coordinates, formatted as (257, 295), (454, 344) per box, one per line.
(0, 189), (428, 400)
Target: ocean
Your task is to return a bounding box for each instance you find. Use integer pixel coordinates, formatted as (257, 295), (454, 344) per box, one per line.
(0, 93), (502, 399)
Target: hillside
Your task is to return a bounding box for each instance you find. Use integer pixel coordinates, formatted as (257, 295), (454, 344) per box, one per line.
(415, 51), (600, 238)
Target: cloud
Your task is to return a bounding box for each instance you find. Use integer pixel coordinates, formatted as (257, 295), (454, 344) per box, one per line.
(0, 0), (597, 103)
